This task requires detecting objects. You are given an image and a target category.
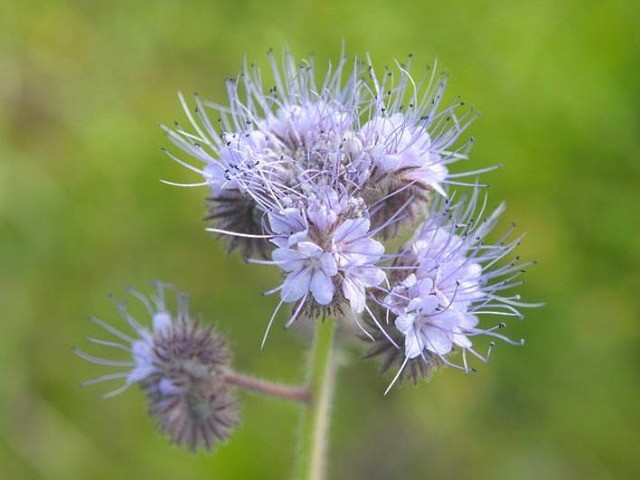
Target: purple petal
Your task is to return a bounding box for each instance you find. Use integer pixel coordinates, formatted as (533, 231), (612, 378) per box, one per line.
(288, 230), (309, 246)
(421, 327), (453, 355)
(453, 332), (473, 349)
(281, 268), (312, 302)
(296, 241), (324, 257)
(273, 247), (305, 272)
(404, 331), (424, 359)
(319, 253), (338, 276)
(395, 314), (415, 335)
(310, 270), (334, 305)
(355, 266), (386, 287)
(346, 237), (384, 258)
(334, 218), (370, 244)
(412, 295), (439, 313)
(268, 208), (305, 235)
(342, 278), (366, 313)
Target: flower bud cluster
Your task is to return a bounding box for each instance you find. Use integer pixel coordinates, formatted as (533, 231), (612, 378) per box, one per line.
(76, 282), (239, 451)
(367, 192), (533, 390)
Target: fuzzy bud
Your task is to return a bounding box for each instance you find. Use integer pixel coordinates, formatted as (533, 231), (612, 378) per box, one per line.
(75, 282), (239, 452)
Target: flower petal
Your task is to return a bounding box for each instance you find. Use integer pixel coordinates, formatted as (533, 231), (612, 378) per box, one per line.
(342, 278), (365, 313)
(421, 326), (453, 355)
(297, 241), (324, 257)
(395, 314), (415, 334)
(334, 217), (370, 244)
(310, 270), (334, 305)
(281, 268), (312, 302)
(273, 247), (304, 272)
(404, 331), (424, 359)
(319, 253), (338, 276)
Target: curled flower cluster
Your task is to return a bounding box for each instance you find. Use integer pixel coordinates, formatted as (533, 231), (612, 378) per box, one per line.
(368, 192), (533, 391)
(75, 282), (239, 451)
(162, 49), (535, 386)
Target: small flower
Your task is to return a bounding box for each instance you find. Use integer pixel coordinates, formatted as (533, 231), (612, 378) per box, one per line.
(75, 282), (239, 452)
(273, 240), (338, 305)
(360, 113), (448, 197)
(333, 217), (385, 313)
(262, 209), (385, 327)
(361, 305), (441, 385)
(306, 187), (344, 232)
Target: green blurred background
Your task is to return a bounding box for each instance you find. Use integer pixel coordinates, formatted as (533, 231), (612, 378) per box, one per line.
(1, 0), (639, 478)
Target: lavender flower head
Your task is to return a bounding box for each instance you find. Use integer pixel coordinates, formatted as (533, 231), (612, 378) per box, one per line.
(75, 282), (239, 451)
(162, 48), (535, 387)
(163, 50), (480, 327)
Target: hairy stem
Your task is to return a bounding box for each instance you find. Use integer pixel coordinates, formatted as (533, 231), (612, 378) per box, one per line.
(296, 317), (337, 480)
(225, 371), (310, 403)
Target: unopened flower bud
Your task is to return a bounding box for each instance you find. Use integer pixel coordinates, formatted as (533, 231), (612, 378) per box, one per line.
(75, 281), (239, 452)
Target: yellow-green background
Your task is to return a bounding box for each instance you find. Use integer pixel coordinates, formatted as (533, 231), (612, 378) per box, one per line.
(1, 0), (639, 478)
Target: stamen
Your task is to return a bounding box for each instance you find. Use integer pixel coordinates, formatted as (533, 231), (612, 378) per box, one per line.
(80, 372), (129, 386)
(261, 300), (285, 349)
(384, 355), (410, 395)
(285, 294), (308, 328)
(206, 228), (274, 239)
(73, 347), (135, 367)
(88, 315), (133, 343)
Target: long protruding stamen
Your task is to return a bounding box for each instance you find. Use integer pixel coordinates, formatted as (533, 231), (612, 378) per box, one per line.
(261, 299), (285, 349)
(384, 355), (409, 395)
(205, 227), (274, 239)
(73, 347), (135, 368)
(285, 294), (309, 329)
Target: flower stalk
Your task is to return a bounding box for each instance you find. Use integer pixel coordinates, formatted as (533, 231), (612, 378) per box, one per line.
(224, 371), (310, 403)
(296, 317), (337, 480)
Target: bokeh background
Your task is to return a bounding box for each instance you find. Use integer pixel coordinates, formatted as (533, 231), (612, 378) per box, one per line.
(1, 0), (639, 478)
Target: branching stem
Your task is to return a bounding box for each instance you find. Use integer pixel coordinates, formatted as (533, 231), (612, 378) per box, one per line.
(224, 371), (310, 404)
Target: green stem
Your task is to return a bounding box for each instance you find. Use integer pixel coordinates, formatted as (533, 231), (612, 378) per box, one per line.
(296, 317), (337, 480)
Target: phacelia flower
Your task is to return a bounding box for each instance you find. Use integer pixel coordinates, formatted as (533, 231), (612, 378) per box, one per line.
(262, 196), (385, 330)
(273, 240), (338, 305)
(360, 112), (448, 196)
(163, 50), (475, 336)
(75, 282), (239, 452)
(364, 190), (536, 391)
(333, 217), (386, 313)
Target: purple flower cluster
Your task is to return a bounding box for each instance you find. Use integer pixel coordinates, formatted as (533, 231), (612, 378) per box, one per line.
(163, 50), (535, 386)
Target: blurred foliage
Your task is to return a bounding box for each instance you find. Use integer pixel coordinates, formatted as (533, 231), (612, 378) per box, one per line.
(1, 0), (639, 478)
